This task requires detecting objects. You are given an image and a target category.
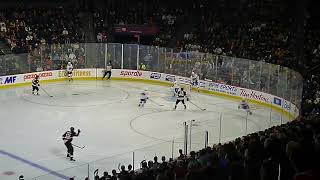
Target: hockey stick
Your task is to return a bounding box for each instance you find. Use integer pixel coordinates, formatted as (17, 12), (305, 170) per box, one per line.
(189, 101), (206, 111)
(40, 86), (53, 97)
(72, 144), (85, 149)
(149, 99), (164, 106)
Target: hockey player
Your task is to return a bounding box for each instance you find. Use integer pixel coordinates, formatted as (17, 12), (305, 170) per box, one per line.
(32, 75), (40, 95)
(172, 81), (180, 97)
(238, 99), (252, 115)
(174, 87), (188, 110)
(102, 62), (112, 80)
(138, 88), (148, 107)
(190, 71), (200, 91)
(66, 61), (73, 81)
(62, 127), (81, 161)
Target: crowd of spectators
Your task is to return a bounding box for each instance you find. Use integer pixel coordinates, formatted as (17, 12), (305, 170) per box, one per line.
(0, 7), (87, 73)
(301, 21), (320, 118)
(93, 0), (186, 46)
(0, 8), (84, 54)
(178, 0), (295, 67)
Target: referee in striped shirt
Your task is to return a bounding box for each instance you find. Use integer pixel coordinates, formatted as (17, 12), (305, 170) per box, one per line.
(102, 62), (112, 80)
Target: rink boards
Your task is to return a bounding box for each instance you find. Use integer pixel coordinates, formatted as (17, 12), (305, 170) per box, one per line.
(0, 68), (299, 120)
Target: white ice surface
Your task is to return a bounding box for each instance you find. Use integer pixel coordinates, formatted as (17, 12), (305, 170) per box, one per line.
(0, 80), (287, 180)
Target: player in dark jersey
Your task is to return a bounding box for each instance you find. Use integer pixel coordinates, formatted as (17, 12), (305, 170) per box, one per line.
(62, 127), (81, 161)
(174, 88), (188, 110)
(102, 62), (112, 80)
(32, 75), (40, 95)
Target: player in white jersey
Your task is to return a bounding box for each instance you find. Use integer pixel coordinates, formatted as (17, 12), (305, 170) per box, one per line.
(174, 87), (188, 110)
(66, 61), (73, 81)
(32, 75), (40, 95)
(62, 127), (81, 161)
(172, 81), (180, 97)
(190, 71), (200, 91)
(138, 88), (149, 107)
(238, 99), (252, 115)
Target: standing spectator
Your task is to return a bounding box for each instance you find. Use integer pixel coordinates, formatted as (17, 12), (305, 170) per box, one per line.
(0, 21), (7, 32)
(97, 33), (103, 42)
(118, 165), (130, 180)
(110, 169), (118, 180)
(160, 156), (168, 170)
(178, 149), (185, 160)
(62, 28), (68, 36)
(128, 164), (134, 175)
(153, 156), (160, 169)
(99, 171), (111, 180)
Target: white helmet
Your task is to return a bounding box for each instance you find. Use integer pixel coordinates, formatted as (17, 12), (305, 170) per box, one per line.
(68, 61), (71, 65)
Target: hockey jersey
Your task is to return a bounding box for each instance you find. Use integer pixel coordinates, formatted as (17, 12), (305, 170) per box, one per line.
(177, 90), (187, 100)
(67, 64), (73, 72)
(32, 79), (39, 87)
(140, 91), (148, 100)
(106, 65), (112, 71)
(62, 131), (78, 143)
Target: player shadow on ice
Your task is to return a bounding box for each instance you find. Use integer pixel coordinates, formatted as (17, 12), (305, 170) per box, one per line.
(49, 147), (66, 158)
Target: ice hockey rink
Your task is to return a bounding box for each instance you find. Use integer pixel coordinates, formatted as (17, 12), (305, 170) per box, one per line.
(0, 80), (288, 180)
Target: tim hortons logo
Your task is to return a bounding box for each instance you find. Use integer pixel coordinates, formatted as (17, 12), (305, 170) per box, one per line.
(239, 89), (269, 103)
(120, 71), (142, 77)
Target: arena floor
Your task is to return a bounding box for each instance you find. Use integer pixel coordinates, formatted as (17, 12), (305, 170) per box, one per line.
(0, 80), (288, 180)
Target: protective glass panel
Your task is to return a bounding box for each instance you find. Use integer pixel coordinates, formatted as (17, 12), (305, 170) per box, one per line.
(106, 43), (122, 69)
(123, 44), (138, 70)
(84, 43), (105, 68)
(248, 60), (262, 91)
(138, 45), (160, 72)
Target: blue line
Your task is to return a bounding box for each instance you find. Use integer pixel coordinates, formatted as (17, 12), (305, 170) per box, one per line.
(0, 149), (69, 179)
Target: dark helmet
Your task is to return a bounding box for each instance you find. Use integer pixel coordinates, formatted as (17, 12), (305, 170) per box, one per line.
(70, 127), (75, 131)
(35, 75), (39, 79)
